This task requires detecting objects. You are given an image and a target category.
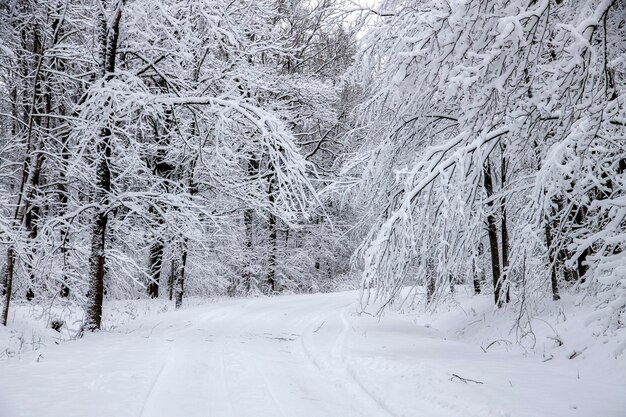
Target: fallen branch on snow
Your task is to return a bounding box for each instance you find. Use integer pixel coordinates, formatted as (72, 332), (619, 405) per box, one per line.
(483, 339), (512, 351)
(313, 321), (326, 333)
(450, 374), (484, 384)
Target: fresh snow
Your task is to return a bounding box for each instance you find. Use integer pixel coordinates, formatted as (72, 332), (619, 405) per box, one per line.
(1, 291), (625, 417)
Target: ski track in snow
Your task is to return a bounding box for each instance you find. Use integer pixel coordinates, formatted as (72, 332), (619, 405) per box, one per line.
(1, 291), (625, 417)
(138, 347), (172, 417)
(83, 293), (384, 417)
(299, 306), (398, 417)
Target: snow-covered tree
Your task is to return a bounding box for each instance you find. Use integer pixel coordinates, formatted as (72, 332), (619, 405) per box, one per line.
(347, 0), (625, 324)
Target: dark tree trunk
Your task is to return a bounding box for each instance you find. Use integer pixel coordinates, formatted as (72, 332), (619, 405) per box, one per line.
(173, 159), (197, 309)
(175, 242), (188, 309)
(147, 240), (164, 298)
(20, 20), (48, 302)
(53, 19), (72, 297)
(145, 106), (173, 298)
(500, 151), (510, 304)
(241, 208), (254, 292)
(85, 205), (108, 330)
(574, 206), (589, 283)
(1, 247), (16, 326)
(544, 219), (561, 301)
(576, 251), (589, 284)
(167, 259), (175, 301)
(472, 259), (482, 295)
(24, 154), (43, 301)
(58, 133), (71, 297)
(241, 155), (258, 293)
(426, 257), (436, 303)
(84, 1), (123, 331)
(267, 180), (277, 293)
(472, 243), (483, 295)
(554, 197), (577, 283)
(484, 159), (504, 307)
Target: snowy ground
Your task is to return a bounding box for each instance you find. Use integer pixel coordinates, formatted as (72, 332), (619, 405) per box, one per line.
(1, 290), (625, 417)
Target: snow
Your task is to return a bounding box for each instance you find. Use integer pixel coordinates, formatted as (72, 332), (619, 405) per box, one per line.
(1, 291), (625, 417)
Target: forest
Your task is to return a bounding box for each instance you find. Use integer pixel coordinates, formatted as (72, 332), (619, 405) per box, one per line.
(0, 0), (625, 416)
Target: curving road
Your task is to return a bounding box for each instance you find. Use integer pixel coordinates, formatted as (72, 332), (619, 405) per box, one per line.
(0, 292), (391, 417)
(2, 291), (625, 417)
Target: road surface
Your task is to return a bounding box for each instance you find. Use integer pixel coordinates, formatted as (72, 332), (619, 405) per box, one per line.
(1, 291), (624, 417)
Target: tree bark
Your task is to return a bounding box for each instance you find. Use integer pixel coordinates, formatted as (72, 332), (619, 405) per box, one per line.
(472, 243), (483, 295)
(574, 206), (589, 283)
(426, 256), (436, 303)
(24, 154), (43, 301)
(500, 151), (510, 303)
(173, 158), (197, 309)
(167, 259), (175, 301)
(175, 241), (188, 309)
(544, 218), (561, 301)
(241, 155), (258, 293)
(267, 180), (278, 294)
(58, 130), (71, 297)
(484, 159), (504, 307)
(84, 1), (123, 330)
(1, 247), (16, 326)
(145, 106), (173, 298)
(147, 240), (164, 298)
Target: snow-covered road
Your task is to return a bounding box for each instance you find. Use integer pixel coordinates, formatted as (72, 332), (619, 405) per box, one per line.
(1, 291), (625, 417)
(132, 293), (390, 417)
(0, 293), (390, 417)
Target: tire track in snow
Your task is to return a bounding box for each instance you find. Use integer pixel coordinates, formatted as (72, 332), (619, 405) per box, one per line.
(251, 357), (289, 417)
(218, 299), (289, 417)
(211, 299), (262, 417)
(299, 302), (399, 417)
(138, 301), (253, 417)
(217, 333), (237, 417)
(336, 309), (400, 417)
(138, 347), (172, 417)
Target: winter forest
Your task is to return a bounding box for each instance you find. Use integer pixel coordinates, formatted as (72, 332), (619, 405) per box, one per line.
(0, 0), (625, 416)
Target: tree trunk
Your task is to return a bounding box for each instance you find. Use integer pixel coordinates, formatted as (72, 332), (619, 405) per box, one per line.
(1, 247), (16, 326)
(574, 206), (589, 283)
(173, 157), (197, 309)
(23, 21), (47, 301)
(472, 259), (482, 295)
(167, 259), (175, 301)
(24, 154), (43, 301)
(484, 159), (503, 307)
(58, 132), (71, 297)
(472, 243), (483, 295)
(500, 151), (510, 304)
(147, 240), (164, 298)
(145, 106), (173, 298)
(84, 1), (123, 330)
(241, 208), (254, 292)
(267, 180), (278, 293)
(85, 206), (108, 330)
(544, 219), (561, 301)
(1, 17), (48, 318)
(426, 256), (436, 303)
(175, 241), (188, 309)
(241, 155), (258, 293)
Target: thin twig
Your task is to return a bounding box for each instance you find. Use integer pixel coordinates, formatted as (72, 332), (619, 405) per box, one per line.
(450, 374), (484, 384)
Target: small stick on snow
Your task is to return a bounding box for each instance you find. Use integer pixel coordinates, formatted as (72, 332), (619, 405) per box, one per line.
(313, 321), (326, 333)
(450, 374), (484, 384)
(484, 339), (512, 351)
